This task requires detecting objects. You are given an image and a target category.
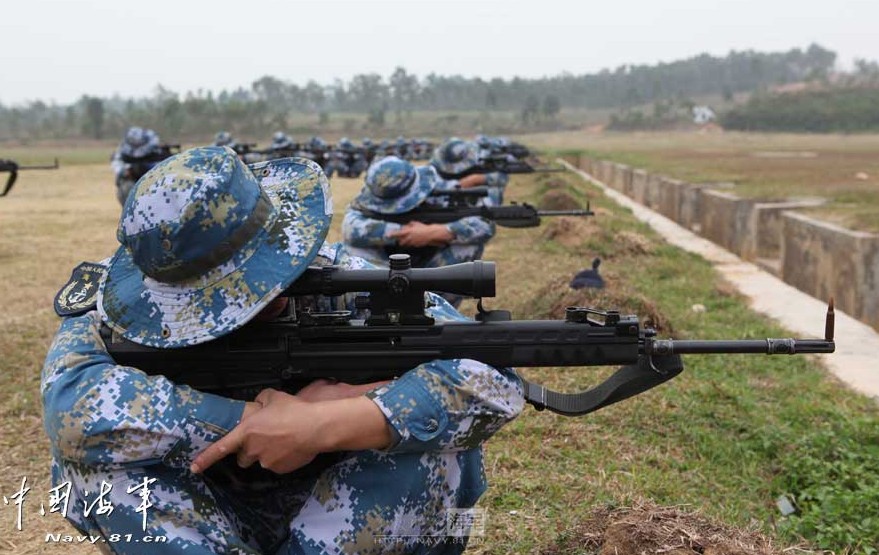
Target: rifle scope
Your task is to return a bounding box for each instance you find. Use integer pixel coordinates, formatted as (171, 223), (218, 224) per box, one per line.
(283, 255), (496, 299)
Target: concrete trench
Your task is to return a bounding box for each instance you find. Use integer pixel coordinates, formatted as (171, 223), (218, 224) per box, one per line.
(561, 158), (879, 400)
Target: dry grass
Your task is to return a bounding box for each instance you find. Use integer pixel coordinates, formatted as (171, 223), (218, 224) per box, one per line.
(521, 130), (879, 233)
(0, 165), (363, 554)
(540, 500), (804, 555)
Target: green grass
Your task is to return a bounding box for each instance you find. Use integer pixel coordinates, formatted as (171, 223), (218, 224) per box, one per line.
(468, 170), (879, 554)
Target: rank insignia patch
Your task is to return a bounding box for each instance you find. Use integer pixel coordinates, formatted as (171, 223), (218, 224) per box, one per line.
(54, 262), (106, 317)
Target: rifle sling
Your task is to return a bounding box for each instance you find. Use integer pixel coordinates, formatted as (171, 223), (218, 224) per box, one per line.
(521, 354), (683, 416)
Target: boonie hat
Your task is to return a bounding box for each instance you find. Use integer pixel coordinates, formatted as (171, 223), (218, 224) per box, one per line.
(352, 156), (439, 214)
(98, 146), (332, 348)
(430, 138), (480, 178)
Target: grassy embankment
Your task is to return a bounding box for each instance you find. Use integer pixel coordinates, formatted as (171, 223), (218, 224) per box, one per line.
(467, 164), (879, 554)
(523, 130), (879, 234)
(0, 147), (876, 554)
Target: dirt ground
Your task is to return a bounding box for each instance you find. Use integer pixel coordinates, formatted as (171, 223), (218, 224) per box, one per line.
(540, 501), (801, 555)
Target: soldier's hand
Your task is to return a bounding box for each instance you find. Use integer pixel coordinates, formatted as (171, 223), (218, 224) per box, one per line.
(391, 222), (454, 247)
(296, 379), (391, 402)
(191, 389), (320, 474)
(242, 401), (263, 420)
(191, 388), (393, 475)
(458, 174), (487, 188)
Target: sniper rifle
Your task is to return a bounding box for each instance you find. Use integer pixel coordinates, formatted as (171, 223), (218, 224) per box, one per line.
(357, 187), (594, 228)
(99, 255), (836, 417)
(1, 157), (60, 197)
(436, 153), (566, 179)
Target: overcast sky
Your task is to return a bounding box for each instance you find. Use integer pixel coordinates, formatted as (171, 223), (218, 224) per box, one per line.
(1, 0), (877, 106)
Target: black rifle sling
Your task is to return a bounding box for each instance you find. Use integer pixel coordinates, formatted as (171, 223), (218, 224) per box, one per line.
(521, 354), (683, 416)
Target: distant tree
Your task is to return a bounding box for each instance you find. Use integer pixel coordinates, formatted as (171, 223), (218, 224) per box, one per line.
(349, 73), (388, 113)
(81, 96), (104, 139)
(521, 95), (540, 124)
(367, 106), (385, 127)
(542, 95), (561, 119)
(303, 81), (326, 113)
(389, 66), (419, 118)
(251, 75), (293, 129)
(485, 89), (498, 110)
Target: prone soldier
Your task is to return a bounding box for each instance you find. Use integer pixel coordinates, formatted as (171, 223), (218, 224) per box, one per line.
(324, 137), (367, 179)
(43, 146), (523, 554)
(431, 138), (509, 206)
(110, 127), (176, 206)
(342, 156), (496, 306)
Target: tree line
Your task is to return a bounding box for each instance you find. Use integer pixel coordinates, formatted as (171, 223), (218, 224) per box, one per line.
(721, 86), (879, 132)
(0, 44), (837, 141)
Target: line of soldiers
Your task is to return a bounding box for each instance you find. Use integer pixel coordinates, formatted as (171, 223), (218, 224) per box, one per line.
(108, 128), (539, 244)
(213, 132), (436, 173)
(343, 138), (517, 307)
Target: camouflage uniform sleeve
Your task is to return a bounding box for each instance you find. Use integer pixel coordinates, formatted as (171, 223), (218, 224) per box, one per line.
(365, 293), (524, 453)
(110, 149), (126, 176)
(445, 216), (495, 245)
(41, 312), (246, 468)
(342, 208), (402, 248)
(484, 172), (508, 207)
(484, 171), (509, 189)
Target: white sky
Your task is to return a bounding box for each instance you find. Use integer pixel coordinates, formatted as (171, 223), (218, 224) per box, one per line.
(1, 0), (877, 105)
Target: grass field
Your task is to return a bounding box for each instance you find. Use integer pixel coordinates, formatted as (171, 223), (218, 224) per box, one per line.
(0, 145), (877, 554)
(522, 130), (879, 233)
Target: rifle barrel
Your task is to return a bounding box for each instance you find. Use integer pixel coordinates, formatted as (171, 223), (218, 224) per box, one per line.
(18, 157), (59, 170)
(532, 167), (567, 173)
(536, 209), (595, 216)
(646, 338), (835, 355)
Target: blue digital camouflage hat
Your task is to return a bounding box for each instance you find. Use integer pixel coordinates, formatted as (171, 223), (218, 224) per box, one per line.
(214, 130), (233, 146)
(120, 127), (157, 158)
(430, 138), (480, 177)
(353, 156), (439, 214)
(98, 146), (333, 348)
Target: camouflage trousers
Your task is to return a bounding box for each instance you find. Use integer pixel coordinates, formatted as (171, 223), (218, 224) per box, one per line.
(59, 449), (487, 555)
(342, 244), (485, 307)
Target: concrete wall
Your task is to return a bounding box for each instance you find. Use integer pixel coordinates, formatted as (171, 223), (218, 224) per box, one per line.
(698, 189), (756, 255)
(780, 212), (879, 329)
(746, 199), (827, 260)
(644, 173), (663, 211)
(570, 155), (876, 332)
(630, 170), (649, 205)
(656, 177), (684, 221)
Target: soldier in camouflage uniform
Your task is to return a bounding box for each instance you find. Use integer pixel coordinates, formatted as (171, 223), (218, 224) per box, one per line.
(430, 138), (508, 207)
(42, 146), (523, 554)
(341, 156), (496, 307)
(110, 127), (165, 206)
(324, 137), (366, 179)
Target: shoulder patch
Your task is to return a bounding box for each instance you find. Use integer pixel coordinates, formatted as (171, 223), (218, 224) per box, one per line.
(54, 262), (106, 317)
